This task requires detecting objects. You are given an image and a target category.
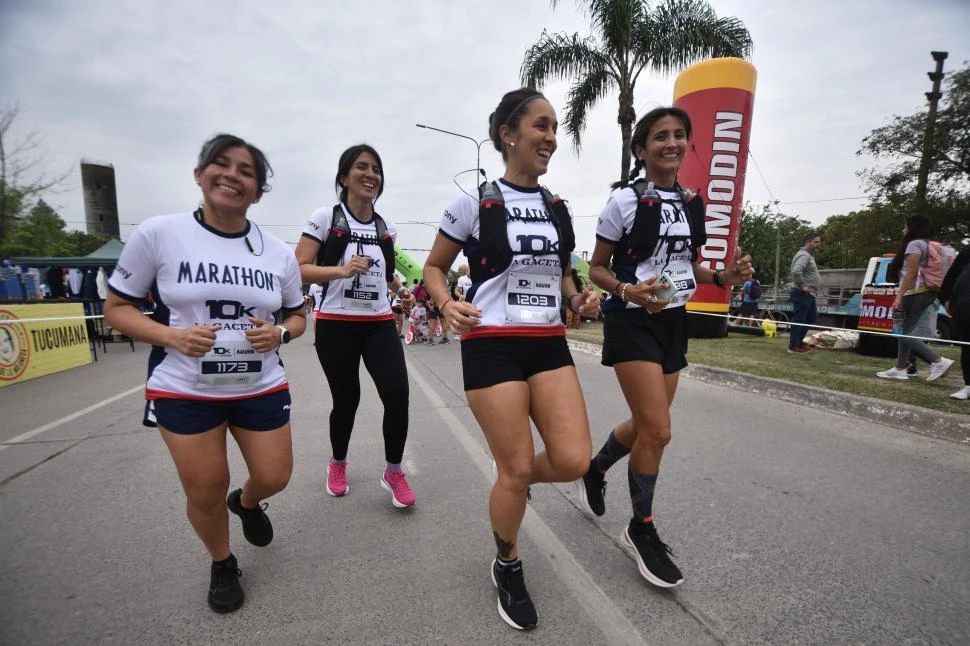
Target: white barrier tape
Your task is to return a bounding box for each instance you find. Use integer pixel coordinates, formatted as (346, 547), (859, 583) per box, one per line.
(0, 315), (105, 324)
(689, 309), (970, 347)
(3, 310), (966, 347)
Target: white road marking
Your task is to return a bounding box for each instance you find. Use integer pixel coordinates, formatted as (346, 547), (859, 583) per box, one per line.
(0, 385), (144, 452)
(406, 359), (646, 646)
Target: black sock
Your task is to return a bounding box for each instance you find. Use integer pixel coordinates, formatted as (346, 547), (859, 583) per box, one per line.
(496, 556), (521, 568)
(628, 467), (658, 524)
(213, 554), (235, 567)
(590, 430), (631, 476)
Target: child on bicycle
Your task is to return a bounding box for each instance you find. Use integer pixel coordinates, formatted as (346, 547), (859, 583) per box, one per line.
(409, 298), (431, 344)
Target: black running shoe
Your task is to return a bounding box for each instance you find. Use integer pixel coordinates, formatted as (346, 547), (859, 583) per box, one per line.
(208, 554), (244, 613)
(575, 470), (606, 517)
(620, 520), (684, 588)
(490, 559), (538, 630)
(227, 488), (273, 547)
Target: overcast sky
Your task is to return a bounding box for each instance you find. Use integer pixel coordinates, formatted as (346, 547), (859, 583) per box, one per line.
(2, 0), (968, 267)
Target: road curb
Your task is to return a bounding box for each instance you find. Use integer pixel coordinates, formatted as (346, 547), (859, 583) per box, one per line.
(566, 339), (970, 445)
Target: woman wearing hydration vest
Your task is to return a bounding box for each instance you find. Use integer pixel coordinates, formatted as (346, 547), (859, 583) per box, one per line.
(876, 215), (955, 382)
(104, 134), (307, 613)
(295, 144), (417, 508)
(423, 87), (600, 631)
(574, 107), (751, 589)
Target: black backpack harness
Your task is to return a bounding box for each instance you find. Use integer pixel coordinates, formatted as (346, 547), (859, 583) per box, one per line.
(469, 181), (575, 283)
(612, 179), (707, 266)
(316, 204), (396, 280)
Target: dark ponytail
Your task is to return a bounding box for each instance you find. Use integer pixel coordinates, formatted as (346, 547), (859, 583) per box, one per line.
(612, 157), (645, 190)
(887, 214), (934, 282)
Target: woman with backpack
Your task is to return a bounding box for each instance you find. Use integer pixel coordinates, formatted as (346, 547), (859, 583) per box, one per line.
(295, 144), (418, 508)
(940, 246), (970, 399)
(876, 215), (954, 382)
(574, 106), (751, 590)
(422, 87), (600, 631)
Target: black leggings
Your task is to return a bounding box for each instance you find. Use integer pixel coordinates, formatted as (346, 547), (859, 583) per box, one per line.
(315, 319), (409, 463)
(955, 318), (970, 385)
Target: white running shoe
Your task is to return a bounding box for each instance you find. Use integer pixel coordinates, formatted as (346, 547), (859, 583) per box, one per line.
(876, 366), (909, 380)
(926, 357), (955, 382)
(949, 385), (970, 400)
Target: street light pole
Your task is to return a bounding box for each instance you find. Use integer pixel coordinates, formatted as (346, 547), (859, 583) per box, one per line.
(415, 123), (491, 180)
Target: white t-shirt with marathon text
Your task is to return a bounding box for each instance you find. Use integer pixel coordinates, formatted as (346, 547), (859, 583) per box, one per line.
(438, 179), (574, 338)
(302, 203), (397, 321)
(109, 211), (305, 400)
(597, 185), (699, 311)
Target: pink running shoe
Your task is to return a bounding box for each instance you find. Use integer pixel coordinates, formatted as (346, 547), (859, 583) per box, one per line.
(381, 470), (416, 508)
(326, 460), (348, 497)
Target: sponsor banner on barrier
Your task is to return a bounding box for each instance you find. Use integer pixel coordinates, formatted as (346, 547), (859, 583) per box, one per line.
(0, 303), (91, 387)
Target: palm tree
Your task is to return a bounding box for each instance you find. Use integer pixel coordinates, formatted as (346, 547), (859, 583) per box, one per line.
(521, 0), (753, 183)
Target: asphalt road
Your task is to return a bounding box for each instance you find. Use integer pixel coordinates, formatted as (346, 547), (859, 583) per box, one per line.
(1, 324), (968, 645)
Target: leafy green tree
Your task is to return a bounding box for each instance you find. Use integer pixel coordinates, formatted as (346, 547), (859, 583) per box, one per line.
(857, 61), (970, 243)
(521, 0), (752, 182)
(737, 204), (813, 285)
(814, 206), (902, 269)
(0, 199), (108, 258)
(1, 200), (72, 257)
(66, 230), (112, 256)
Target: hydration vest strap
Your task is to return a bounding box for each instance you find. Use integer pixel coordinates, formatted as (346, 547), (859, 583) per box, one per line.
(616, 179), (705, 265)
(318, 204), (396, 277)
(470, 181), (576, 283)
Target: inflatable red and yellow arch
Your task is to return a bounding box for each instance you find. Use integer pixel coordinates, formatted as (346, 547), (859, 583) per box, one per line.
(673, 58), (757, 337)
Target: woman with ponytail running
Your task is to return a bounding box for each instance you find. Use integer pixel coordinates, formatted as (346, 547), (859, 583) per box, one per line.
(575, 107), (751, 589)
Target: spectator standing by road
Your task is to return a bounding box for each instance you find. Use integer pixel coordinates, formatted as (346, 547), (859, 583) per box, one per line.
(738, 270), (761, 327)
(788, 233), (821, 354)
(456, 264), (472, 297)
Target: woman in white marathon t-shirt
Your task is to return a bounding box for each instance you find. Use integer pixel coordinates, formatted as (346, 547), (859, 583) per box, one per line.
(104, 134), (307, 614)
(423, 88), (600, 632)
(295, 144), (417, 509)
(574, 107), (751, 589)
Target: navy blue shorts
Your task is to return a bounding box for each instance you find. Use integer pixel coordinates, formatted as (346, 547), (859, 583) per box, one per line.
(460, 335), (574, 391)
(152, 389), (292, 435)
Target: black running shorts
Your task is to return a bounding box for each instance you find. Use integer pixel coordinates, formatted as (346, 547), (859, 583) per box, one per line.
(601, 306), (688, 374)
(460, 335), (574, 391)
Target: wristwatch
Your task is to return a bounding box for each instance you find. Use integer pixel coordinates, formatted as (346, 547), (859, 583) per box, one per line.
(276, 325), (291, 345)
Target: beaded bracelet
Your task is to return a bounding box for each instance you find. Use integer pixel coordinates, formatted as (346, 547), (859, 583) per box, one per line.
(620, 283), (630, 302)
